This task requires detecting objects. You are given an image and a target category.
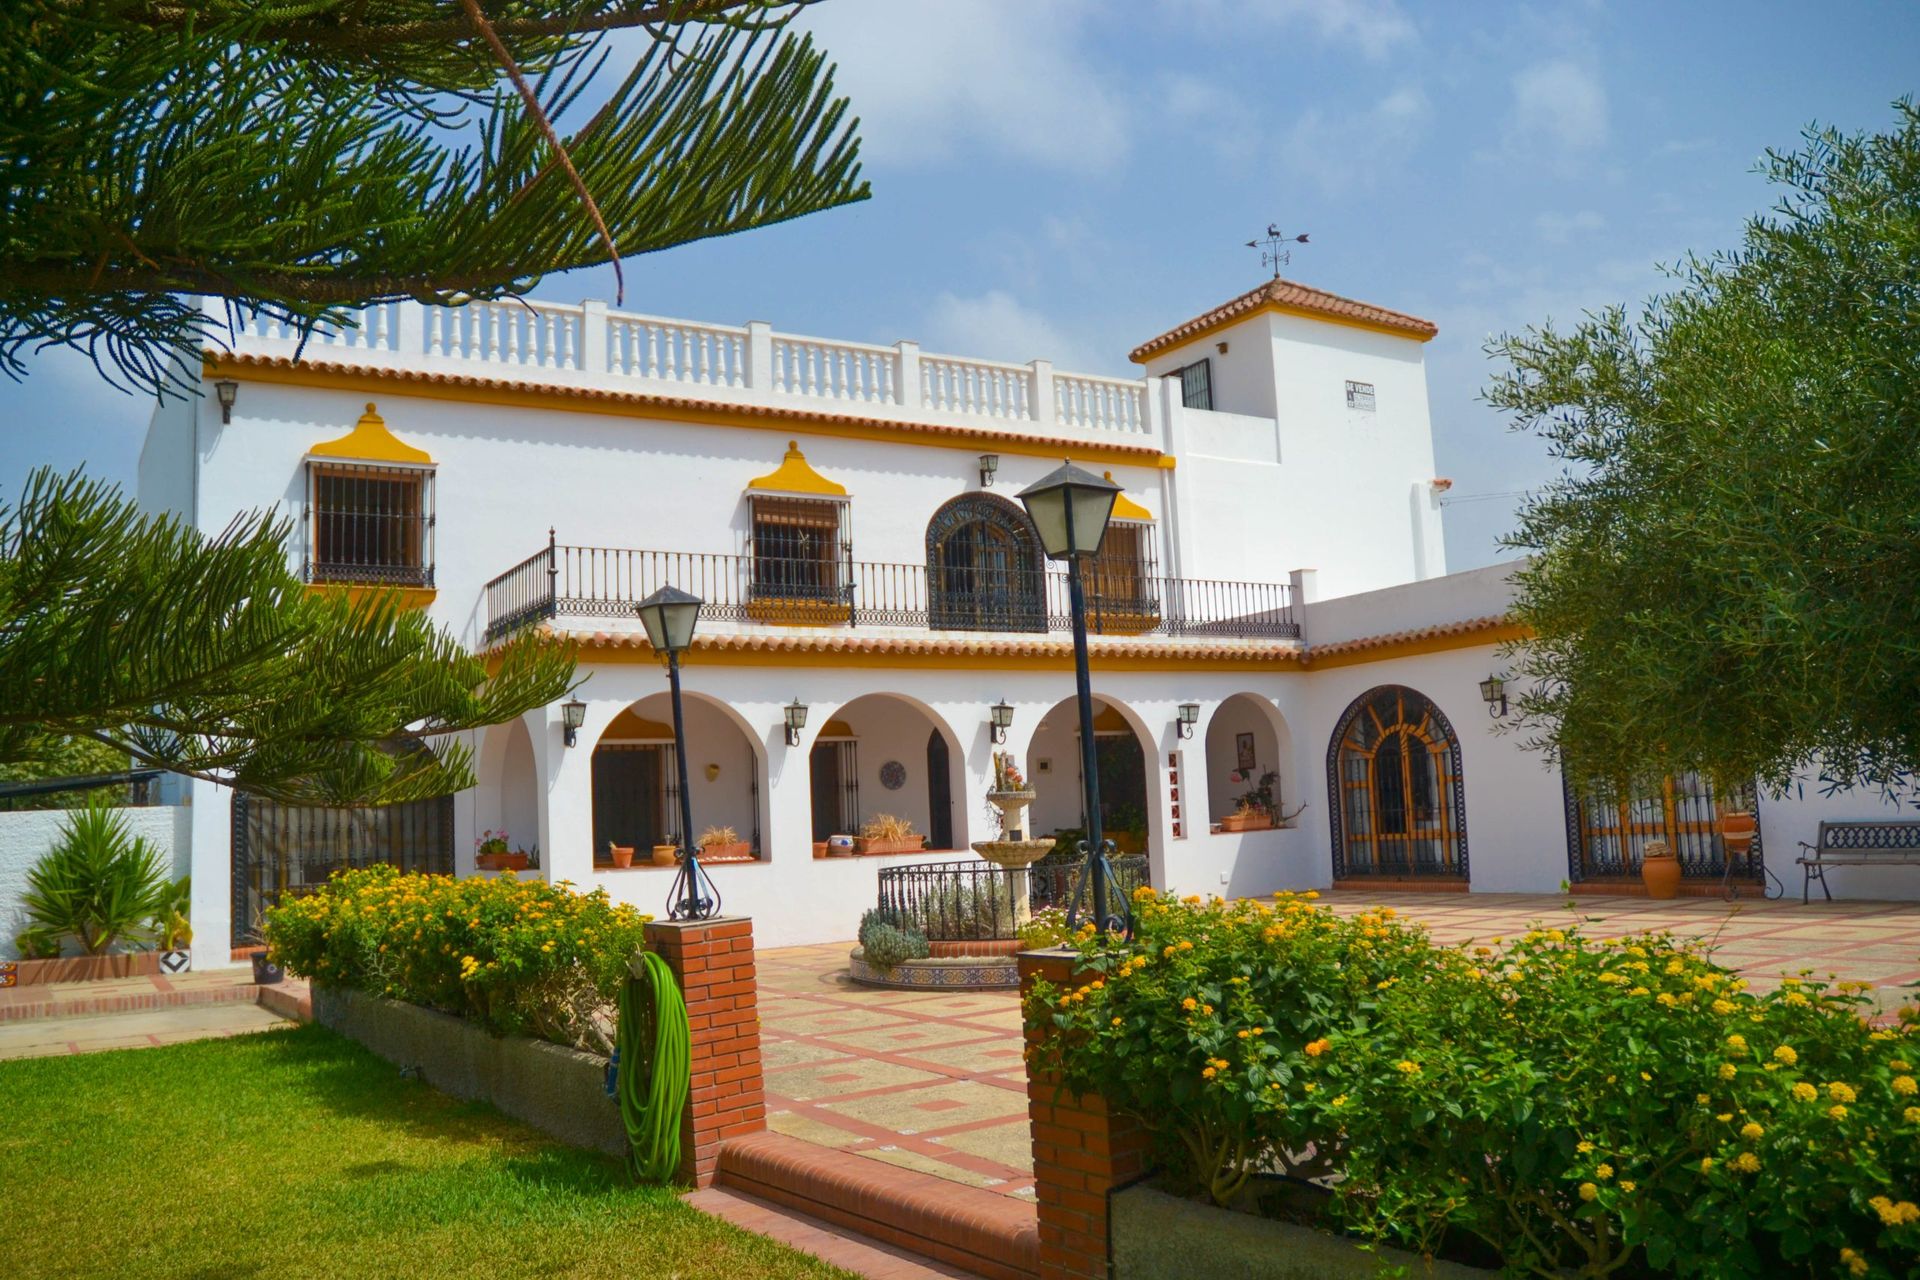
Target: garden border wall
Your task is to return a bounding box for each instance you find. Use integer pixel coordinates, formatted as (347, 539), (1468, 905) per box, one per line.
(312, 986), (625, 1157)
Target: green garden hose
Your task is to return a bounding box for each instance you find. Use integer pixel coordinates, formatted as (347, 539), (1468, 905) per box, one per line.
(616, 951), (691, 1183)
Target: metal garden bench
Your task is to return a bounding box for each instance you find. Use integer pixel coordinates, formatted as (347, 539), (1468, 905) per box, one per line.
(1795, 820), (1920, 903)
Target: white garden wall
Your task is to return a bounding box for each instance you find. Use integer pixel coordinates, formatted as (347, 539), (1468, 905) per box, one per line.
(0, 805), (192, 959)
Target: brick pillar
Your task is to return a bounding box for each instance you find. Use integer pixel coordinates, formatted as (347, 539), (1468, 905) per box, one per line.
(1019, 949), (1152, 1280)
(644, 916), (766, 1187)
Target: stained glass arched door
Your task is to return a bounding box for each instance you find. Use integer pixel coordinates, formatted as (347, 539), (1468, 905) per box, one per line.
(925, 495), (1046, 632)
(1328, 686), (1467, 881)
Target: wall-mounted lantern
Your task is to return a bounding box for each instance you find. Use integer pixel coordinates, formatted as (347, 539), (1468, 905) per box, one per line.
(214, 380), (239, 424)
(1176, 703), (1200, 739)
(783, 699), (808, 747)
(561, 697), (587, 747)
(978, 453), (1000, 488)
(1479, 675), (1508, 719)
(989, 700), (1014, 744)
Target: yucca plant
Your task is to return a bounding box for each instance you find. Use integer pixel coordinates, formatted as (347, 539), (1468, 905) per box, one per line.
(22, 798), (171, 954)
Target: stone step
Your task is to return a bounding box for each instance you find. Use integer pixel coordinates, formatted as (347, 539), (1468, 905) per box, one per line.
(0, 971), (261, 1023)
(686, 1186), (987, 1280)
(715, 1131), (1038, 1280)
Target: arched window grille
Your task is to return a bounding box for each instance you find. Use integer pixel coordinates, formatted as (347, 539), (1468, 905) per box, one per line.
(925, 494), (1046, 632)
(1327, 685), (1468, 880)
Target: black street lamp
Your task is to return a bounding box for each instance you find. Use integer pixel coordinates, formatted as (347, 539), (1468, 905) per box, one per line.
(1017, 462), (1124, 934)
(636, 585), (720, 921)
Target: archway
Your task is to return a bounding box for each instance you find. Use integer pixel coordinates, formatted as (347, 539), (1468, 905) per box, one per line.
(590, 692), (763, 864)
(1203, 693), (1295, 826)
(1327, 685), (1467, 880)
(809, 693), (966, 852)
(925, 493), (1046, 632)
(1026, 696), (1153, 856)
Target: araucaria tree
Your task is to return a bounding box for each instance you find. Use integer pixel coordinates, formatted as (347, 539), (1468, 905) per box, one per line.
(0, 470), (577, 805)
(0, 0), (868, 389)
(1489, 101), (1920, 799)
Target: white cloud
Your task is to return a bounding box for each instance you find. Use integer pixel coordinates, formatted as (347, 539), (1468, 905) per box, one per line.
(798, 1), (1130, 176)
(1281, 84), (1433, 195)
(1166, 0), (1417, 60)
(1534, 209), (1607, 245)
(1507, 59), (1610, 154)
(922, 291), (1095, 370)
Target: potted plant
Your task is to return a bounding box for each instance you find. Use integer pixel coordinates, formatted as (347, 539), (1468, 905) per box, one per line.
(247, 929), (284, 985)
(1719, 807), (1758, 861)
(1641, 838), (1682, 899)
(651, 839), (680, 867)
(474, 829), (527, 871)
(19, 797), (171, 980)
(987, 751), (1032, 801)
(697, 825), (753, 861)
(606, 841), (635, 869)
(854, 814), (924, 856)
(1221, 772), (1280, 832)
(153, 875), (192, 974)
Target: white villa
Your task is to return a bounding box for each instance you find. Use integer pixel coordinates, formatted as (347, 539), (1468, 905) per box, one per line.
(132, 277), (1916, 966)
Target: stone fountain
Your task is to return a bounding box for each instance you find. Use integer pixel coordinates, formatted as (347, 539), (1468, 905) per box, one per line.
(973, 781), (1053, 928)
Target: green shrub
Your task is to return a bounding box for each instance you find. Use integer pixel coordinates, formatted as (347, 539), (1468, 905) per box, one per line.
(1026, 891), (1920, 1279)
(265, 865), (652, 1052)
(859, 923), (929, 970)
(1017, 906), (1071, 950)
(857, 907), (907, 948)
(21, 797), (170, 953)
(13, 926), (62, 959)
(152, 875), (191, 949)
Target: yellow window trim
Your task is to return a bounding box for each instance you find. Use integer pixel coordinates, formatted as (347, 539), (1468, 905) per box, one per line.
(1101, 470), (1154, 523)
(307, 402), (434, 466)
(305, 584), (438, 610)
(748, 441), (848, 498)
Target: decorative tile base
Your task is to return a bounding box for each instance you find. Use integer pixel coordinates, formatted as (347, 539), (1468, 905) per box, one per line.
(847, 949), (1019, 990)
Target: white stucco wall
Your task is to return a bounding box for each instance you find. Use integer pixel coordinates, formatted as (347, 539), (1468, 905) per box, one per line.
(0, 806), (193, 959)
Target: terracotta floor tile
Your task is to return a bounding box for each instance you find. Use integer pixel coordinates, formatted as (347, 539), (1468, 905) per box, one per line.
(820, 1080), (1027, 1134)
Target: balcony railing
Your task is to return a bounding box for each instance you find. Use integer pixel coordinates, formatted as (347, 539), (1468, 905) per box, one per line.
(484, 538), (1300, 643)
(228, 299), (1160, 445)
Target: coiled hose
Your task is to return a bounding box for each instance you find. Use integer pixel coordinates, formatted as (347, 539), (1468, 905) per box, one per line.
(616, 951), (691, 1182)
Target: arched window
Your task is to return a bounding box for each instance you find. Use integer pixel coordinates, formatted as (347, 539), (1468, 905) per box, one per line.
(1327, 686), (1467, 880)
(925, 494), (1046, 632)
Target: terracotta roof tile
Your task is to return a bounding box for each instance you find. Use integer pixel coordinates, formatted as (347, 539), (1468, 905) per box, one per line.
(1305, 614), (1514, 658)
(205, 351), (1166, 459)
(1129, 278), (1438, 362)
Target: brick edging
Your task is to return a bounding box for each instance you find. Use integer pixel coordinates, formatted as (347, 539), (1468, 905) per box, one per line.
(0, 982), (260, 1024)
(718, 1131), (1039, 1280)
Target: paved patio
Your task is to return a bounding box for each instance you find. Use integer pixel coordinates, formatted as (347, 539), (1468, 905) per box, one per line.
(755, 892), (1920, 1197)
(756, 943), (1034, 1199)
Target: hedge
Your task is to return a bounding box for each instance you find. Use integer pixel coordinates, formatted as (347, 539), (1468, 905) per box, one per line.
(1025, 890), (1920, 1279)
(266, 865), (652, 1052)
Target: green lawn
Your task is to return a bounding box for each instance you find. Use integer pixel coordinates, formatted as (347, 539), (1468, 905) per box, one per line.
(0, 1024), (851, 1279)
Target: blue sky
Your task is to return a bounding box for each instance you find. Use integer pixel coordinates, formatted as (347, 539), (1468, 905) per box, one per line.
(6, 0), (1917, 572)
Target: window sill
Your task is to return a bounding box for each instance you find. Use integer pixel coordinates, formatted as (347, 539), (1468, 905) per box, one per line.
(305, 583), (438, 610)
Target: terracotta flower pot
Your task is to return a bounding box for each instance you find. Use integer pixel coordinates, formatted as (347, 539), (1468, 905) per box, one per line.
(1720, 810), (1758, 859)
(1641, 840), (1682, 900)
(609, 845), (634, 869)
(652, 844), (679, 867)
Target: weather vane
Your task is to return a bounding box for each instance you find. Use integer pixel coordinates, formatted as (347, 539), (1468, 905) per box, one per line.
(1247, 224), (1309, 279)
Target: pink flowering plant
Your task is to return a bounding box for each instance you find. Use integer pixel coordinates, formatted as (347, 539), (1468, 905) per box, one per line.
(266, 864), (651, 1052)
(1025, 891), (1920, 1278)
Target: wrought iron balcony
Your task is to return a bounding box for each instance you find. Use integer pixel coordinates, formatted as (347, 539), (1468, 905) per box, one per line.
(483, 537), (1300, 644)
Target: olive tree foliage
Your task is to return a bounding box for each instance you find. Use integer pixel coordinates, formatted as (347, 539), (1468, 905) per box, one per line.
(1, 0), (868, 391)
(1488, 102), (1920, 801)
(0, 469), (578, 805)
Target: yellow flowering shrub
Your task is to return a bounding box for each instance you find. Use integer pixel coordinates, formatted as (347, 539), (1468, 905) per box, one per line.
(265, 864), (652, 1051)
(1025, 892), (1920, 1278)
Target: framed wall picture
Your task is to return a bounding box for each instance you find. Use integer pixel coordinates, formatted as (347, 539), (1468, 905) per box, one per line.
(1235, 732), (1256, 773)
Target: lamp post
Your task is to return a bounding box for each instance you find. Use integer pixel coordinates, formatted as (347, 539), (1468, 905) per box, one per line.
(1017, 462), (1122, 933)
(636, 585), (719, 921)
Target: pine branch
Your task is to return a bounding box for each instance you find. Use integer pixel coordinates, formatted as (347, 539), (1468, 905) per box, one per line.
(1, 0), (867, 392)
